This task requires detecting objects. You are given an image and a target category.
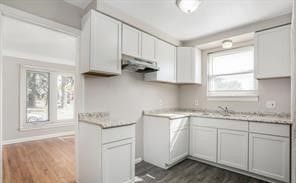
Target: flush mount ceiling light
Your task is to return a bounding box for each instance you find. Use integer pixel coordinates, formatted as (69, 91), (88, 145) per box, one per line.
(176, 0), (203, 14)
(222, 40), (233, 49)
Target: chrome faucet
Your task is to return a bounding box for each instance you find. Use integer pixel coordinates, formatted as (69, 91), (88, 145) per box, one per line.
(217, 106), (231, 116)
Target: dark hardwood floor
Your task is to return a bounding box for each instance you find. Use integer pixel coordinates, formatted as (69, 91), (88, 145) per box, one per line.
(3, 136), (267, 183)
(135, 160), (268, 183)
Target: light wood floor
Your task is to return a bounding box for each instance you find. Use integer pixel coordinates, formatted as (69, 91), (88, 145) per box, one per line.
(3, 136), (267, 183)
(3, 136), (75, 183)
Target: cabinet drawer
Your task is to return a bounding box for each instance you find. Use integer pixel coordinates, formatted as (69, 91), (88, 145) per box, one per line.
(170, 118), (188, 132)
(249, 122), (290, 137)
(102, 125), (135, 144)
(191, 117), (248, 131)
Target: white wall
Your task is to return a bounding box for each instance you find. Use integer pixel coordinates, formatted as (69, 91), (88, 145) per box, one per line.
(179, 46), (291, 113)
(179, 79), (291, 113)
(2, 56), (75, 141)
(83, 71), (179, 158)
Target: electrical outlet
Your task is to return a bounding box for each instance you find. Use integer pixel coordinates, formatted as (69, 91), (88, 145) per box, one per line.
(194, 99), (199, 106)
(265, 100), (276, 109)
(159, 99), (163, 106)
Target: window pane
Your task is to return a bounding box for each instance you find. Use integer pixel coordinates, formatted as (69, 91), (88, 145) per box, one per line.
(57, 74), (75, 120)
(209, 73), (255, 91)
(26, 70), (49, 123)
(211, 48), (254, 75)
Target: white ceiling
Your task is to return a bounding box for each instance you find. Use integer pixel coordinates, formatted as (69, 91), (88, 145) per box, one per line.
(64, 0), (293, 41)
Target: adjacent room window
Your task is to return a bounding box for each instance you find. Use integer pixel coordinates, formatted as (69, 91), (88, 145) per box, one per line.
(57, 74), (75, 120)
(21, 66), (75, 130)
(26, 70), (50, 123)
(207, 46), (257, 98)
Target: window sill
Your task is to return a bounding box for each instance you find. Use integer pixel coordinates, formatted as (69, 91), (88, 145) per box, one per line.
(19, 121), (76, 131)
(207, 96), (258, 102)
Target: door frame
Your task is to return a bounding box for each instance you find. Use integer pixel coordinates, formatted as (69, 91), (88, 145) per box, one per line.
(0, 4), (81, 183)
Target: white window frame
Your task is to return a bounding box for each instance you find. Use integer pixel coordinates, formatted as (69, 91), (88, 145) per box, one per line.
(207, 46), (258, 100)
(20, 65), (75, 131)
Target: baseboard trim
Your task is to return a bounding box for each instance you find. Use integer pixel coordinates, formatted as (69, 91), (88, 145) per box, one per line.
(3, 131), (75, 145)
(135, 157), (143, 164)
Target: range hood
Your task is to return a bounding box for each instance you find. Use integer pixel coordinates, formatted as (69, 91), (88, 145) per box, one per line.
(122, 57), (159, 73)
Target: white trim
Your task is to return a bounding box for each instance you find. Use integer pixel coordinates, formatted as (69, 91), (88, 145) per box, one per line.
(2, 131), (75, 145)
(0, 4), (80, 37)
(19, 122), (75, 131)
(135, 157), (143, 164)
(207, 96), (259, 102)
(2, 50), (76, 66)
(0, 10), (3, 183)
(207, 46), (257, 98)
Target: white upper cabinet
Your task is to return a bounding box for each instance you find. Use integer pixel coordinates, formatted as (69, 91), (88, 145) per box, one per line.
(80, 10), (122, 76)
(141, 32), (156, 61)
(145, 39), (176, 83)
(122, 24), (141, 58)
(255, 24), (291, 79)
(122, 24), (157, 62)
(177, 47), (202, 84)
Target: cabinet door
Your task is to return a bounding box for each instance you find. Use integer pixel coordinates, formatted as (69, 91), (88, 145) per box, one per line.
(156, 40), (176, 82)
(91, 11), (122, 75)
(122, 24), (141, 58)
(217, 129), (248, 170)
(249, 133), (289, 182)
(190, 126), (217, 162)
(141, 32), (156, 61)
(102, 138), (135, 183)
(169, 120), (189, 164)
(177, 47), (193, 83)
(255, 25), (291, 79)
(177, 47), (201, 84)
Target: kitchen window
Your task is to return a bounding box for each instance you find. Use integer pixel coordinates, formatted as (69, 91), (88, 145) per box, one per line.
(207, 46), (257, 99)
(20, 65), (75, 130)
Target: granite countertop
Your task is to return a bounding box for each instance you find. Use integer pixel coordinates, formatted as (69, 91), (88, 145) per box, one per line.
(78, 112), (136, 129)
(144, 109), (292, 125)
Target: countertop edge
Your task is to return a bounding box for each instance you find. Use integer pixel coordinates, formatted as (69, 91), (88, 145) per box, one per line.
(79, 120), (136, 129)
(143, 112), (292, 125)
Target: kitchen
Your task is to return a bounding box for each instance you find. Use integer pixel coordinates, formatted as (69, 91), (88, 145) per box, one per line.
(0, 0), (295, 183)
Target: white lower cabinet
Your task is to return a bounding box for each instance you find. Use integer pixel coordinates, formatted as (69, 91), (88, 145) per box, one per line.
(249, 133), (290, 182)
(217, 129), (248, 170)
(78, 122), (135, 183)
(102, 138), (135, 183)
(144, 116), (290, 182)
(144, 116), (189, 169)
(170, 127), (189, 164)
(190, 126), (217, 162)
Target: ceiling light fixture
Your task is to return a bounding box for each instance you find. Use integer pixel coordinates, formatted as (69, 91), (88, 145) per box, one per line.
(176, 0), (202, 14)
(222, 40), (233, 49)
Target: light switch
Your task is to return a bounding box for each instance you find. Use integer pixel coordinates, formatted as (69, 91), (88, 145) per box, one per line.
(265, 100), (276, 109)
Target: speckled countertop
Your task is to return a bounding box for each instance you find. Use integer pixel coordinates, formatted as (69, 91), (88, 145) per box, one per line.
(78, 112), (136, 129)
(144, 108), (292, 125)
